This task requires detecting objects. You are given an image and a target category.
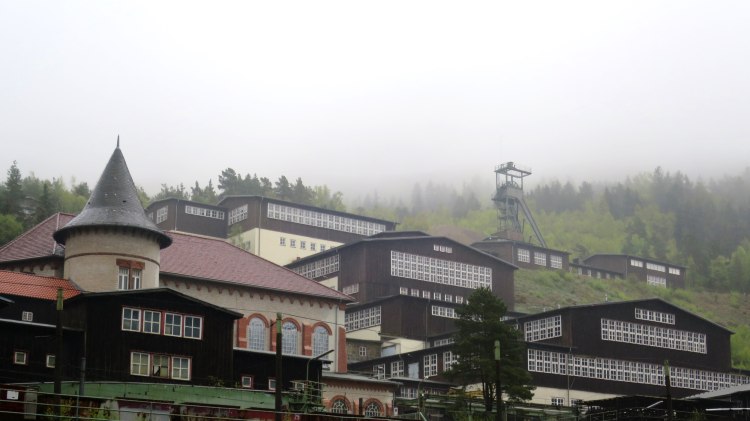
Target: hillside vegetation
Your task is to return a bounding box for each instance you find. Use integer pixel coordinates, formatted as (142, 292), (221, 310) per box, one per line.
(515, 269), (750, 369)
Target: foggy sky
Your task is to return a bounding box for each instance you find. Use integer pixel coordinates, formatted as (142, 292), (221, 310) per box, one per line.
(1, 1), (749, 200)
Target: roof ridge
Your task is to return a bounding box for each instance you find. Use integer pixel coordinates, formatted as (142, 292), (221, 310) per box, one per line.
(0, 212), (61, 254)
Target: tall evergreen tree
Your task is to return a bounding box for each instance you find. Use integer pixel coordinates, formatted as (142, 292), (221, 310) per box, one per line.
(447, 288), (533, 411)
(3, 161), (23, 218)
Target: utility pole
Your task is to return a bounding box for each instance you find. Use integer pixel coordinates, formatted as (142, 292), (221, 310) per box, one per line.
(55, 288), (63, 416)
(665, 360), (673, 421)
(275, 313), (283, 421)
(495, 340), (502, 421)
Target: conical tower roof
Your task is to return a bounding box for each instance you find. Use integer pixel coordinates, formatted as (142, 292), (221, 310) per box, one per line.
(54, 144), (172, 248)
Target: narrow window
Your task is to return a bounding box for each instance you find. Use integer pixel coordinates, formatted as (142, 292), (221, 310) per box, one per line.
(281, 321), (299, 354)
(248, 318), (267, 351)
(312, 325), (330, 357)
(130, 352), (150, 376)
(152, 355), (170, 378)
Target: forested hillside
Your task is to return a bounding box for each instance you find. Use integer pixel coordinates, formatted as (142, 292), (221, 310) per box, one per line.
(3, 162), (750, 294)
(3, 161), (750, 366)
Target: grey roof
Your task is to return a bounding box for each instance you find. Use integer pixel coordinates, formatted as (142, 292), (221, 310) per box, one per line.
(53, 146), (172, 248)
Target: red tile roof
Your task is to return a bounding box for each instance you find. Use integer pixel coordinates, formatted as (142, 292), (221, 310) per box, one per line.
(0, 270), (81, 300)
(0, 213), (74, 262)
(160, 231), (353, 302)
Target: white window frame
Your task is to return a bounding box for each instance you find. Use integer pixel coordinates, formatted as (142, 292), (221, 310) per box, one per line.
(22, 311), (33, 322)
(391, 360), (404, 377)
(534, 251), (547, 266)
(184, 315), (203, 339)
(46, 354), (56, 368)
(423, 354), (438, 377)
(518, 248), (530, 263)
(550, 255), (563, 269)
(122, 308), (141, 332)
(241, 375), (254, 388)
(13, 351), (27, 365)
(171, 356), (191, 380)
(130, 352), (150, 376)
(282, 321), (299, 355)
(164, 313), (183, 337)
(143, 310), (161, 335)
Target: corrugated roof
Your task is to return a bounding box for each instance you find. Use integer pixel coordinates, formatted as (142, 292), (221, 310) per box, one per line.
(53, 146), (171, 248)
(160, 231), (353, 301)
(0, 213), (74, 262)
(0, 270), (81, 300)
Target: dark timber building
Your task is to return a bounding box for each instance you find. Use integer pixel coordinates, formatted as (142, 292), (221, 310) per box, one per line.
(515, 298), (747, 405)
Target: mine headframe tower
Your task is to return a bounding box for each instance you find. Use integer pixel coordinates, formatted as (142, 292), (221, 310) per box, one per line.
(492, 162), (547, 248)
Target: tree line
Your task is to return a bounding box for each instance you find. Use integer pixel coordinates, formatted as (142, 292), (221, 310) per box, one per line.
(4, 159), (750, 294)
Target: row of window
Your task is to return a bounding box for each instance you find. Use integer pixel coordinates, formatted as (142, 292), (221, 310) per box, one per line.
(246, 318), (330, 357)
(374, 352), (457, 380)
(122, 307), (203, 340)
(185, 205), (225, 220)
(433, 244), (453, 254)
(267, 203), (387, 236)
(630, 259), (681, 275)
(398, 287), (464, 304)
(391, 251), (493, 290)
(433, 337), (455, 347)
(517, 249), (563, 269)
(571, 266), (614, 279)
(228, 204), (248, 225)
(527, 348), (749, 391)
(279, 237), (330, 252)
(329, 398), (383, 416)
(647, 274), (667, 287)
(431, 305), (458, 319)
(342, 284), (359, 295)
(130, 351), (190, 380)
(12, 351), (55, 368)
(635, 308), (675, 325)
(600, 318), (706, 353)
(292, 255), (339, 279)
(524, 315), (562, 342)
(345, 306), (381, 331)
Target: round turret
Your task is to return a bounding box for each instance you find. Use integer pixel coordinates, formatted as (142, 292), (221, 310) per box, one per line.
(54, 144), (171, 292)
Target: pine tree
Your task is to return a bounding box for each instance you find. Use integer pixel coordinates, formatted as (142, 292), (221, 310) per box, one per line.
(3, 161), (23, 218)
(447, 288), (533, 411)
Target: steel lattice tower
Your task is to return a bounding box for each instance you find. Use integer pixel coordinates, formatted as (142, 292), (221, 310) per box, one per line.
(492, 162), (547, 247)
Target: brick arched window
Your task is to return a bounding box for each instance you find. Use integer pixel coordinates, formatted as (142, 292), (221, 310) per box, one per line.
(312, 324), (331, 357)
(328, 396), (350, 414)
(363, 399), (383, 417)
(248, 317), (268, 351)
(282, 320), (300, 355)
